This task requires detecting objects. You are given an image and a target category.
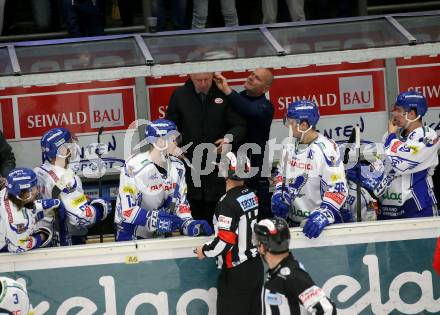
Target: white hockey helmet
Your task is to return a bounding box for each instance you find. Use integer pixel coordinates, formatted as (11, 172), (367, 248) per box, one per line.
(0, 277), (31, 315)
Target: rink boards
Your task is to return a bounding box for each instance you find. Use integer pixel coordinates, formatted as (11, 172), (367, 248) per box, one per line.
(0, 217), (439, 315)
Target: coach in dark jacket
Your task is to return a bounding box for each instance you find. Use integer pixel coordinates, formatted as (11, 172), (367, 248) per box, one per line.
(0, 130), (15, 188)
(166, 72), (246, 224)
(214, 68), (274, 220)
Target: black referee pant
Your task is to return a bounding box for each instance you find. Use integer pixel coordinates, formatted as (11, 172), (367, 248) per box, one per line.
(217, 256), (264, 315)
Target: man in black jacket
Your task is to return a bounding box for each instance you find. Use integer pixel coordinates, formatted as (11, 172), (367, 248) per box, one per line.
(0, 130), (15, 188)
(214, 68), (274, 220)
(254, 218), (336, 315)
(166, 72), (246, 225)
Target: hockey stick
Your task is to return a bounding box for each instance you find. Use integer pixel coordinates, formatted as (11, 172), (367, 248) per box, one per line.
(96, 126), (105, 243)
(281, 123), (294, 197)
(355, 125), (362, 222)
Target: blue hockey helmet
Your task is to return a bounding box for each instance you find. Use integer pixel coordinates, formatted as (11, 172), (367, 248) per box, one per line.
(145, 119), (180, 144)
(41, 128), (75, 162)
(395, 91), (427, 117)
(6, 168), (38, 199)
(286, 100), (320, 127)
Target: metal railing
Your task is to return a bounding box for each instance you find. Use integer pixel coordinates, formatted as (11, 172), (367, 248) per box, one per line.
(359, 0), (440, 15)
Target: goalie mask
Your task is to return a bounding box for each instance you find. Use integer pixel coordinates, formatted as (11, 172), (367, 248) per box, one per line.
(218, 152), (251, 181)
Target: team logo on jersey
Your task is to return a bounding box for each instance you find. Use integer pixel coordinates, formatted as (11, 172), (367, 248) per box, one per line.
(214, 98), (224, 104)
(15, 223), (26, 234)
(218, 215), (232, 229)
(280, 267), (291, 276)
(265, 292), (283, 305)
(424, 136), (439, 148)
(389, 156), (419, 172)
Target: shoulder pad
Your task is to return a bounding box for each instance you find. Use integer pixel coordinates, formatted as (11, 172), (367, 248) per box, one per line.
(169, 156), (184, 167)
(125, 154), (153, 177)
(312, 137), (341, 167)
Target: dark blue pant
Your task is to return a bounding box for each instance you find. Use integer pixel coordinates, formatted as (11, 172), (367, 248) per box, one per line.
(151, 0), (188, 31)
(246, 177), (272, 221)
(63, 0), (104, 37)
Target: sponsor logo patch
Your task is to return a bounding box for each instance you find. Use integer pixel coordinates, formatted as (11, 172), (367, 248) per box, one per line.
(390, 141), (402, 153)
(218, 215), (232, 229)
(71, 194), (87, 208)
(324, 192), (345, 205)
(237, 193), (259, 211)
(299, 285), (325, 309)
(265, 292), (283, 305)
(123, 209), (134, 218)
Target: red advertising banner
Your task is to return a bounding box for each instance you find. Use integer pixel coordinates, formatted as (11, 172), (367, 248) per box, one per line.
(17, 88), (136, 138)
(0, 98), (15, 139)
(397, 55), (440, 108)
(148, 85), (179, 120)
(147, 63), (387, 121)
(270, 70), (387, 119)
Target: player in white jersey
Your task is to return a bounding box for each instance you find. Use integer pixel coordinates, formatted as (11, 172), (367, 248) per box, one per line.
(0, 168), (57, 253)
(115, 119), (213, 241)
(34, 128), (110, 246)
(353, 91), (439, 219)
(0, 277), (33, 315)
(271, 100), (348, 238)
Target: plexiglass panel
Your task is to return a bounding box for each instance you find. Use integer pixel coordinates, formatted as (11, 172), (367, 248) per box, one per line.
(0, 47), (14, 76)
(396, 15), (440, 43)
(16, 38), (145, 74)
(270, 19), (409, 55)
(144, 30), (277, 64)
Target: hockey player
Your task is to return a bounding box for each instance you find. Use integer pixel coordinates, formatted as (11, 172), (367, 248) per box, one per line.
(353, 91), (439, 219)
(253, 218), (336, 315)
(115, 119), (212, 241)
(0, 168), (57, 253)
(0, 276), (33, 314)
(34, 128), (111, 246)
(195, 151), (263, 315)
(272, 100), (348, 238)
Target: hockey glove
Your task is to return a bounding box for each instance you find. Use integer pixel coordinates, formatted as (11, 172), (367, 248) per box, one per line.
(184, 220), (213, 236)
(271, 190), (291, 219)
(287, 174), (308, 197)
(347, 160), (387, 198)
(146, 209), (174, 233)
(34, 199), (61, 220)
(302, 208), (335, 239)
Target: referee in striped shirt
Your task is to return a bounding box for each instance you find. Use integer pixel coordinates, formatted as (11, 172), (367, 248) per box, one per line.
(195, 152), (264, 315)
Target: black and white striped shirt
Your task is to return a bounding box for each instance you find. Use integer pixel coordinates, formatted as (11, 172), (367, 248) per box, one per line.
(263, 253), (336, 315)
(202, 185), (259, 269)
